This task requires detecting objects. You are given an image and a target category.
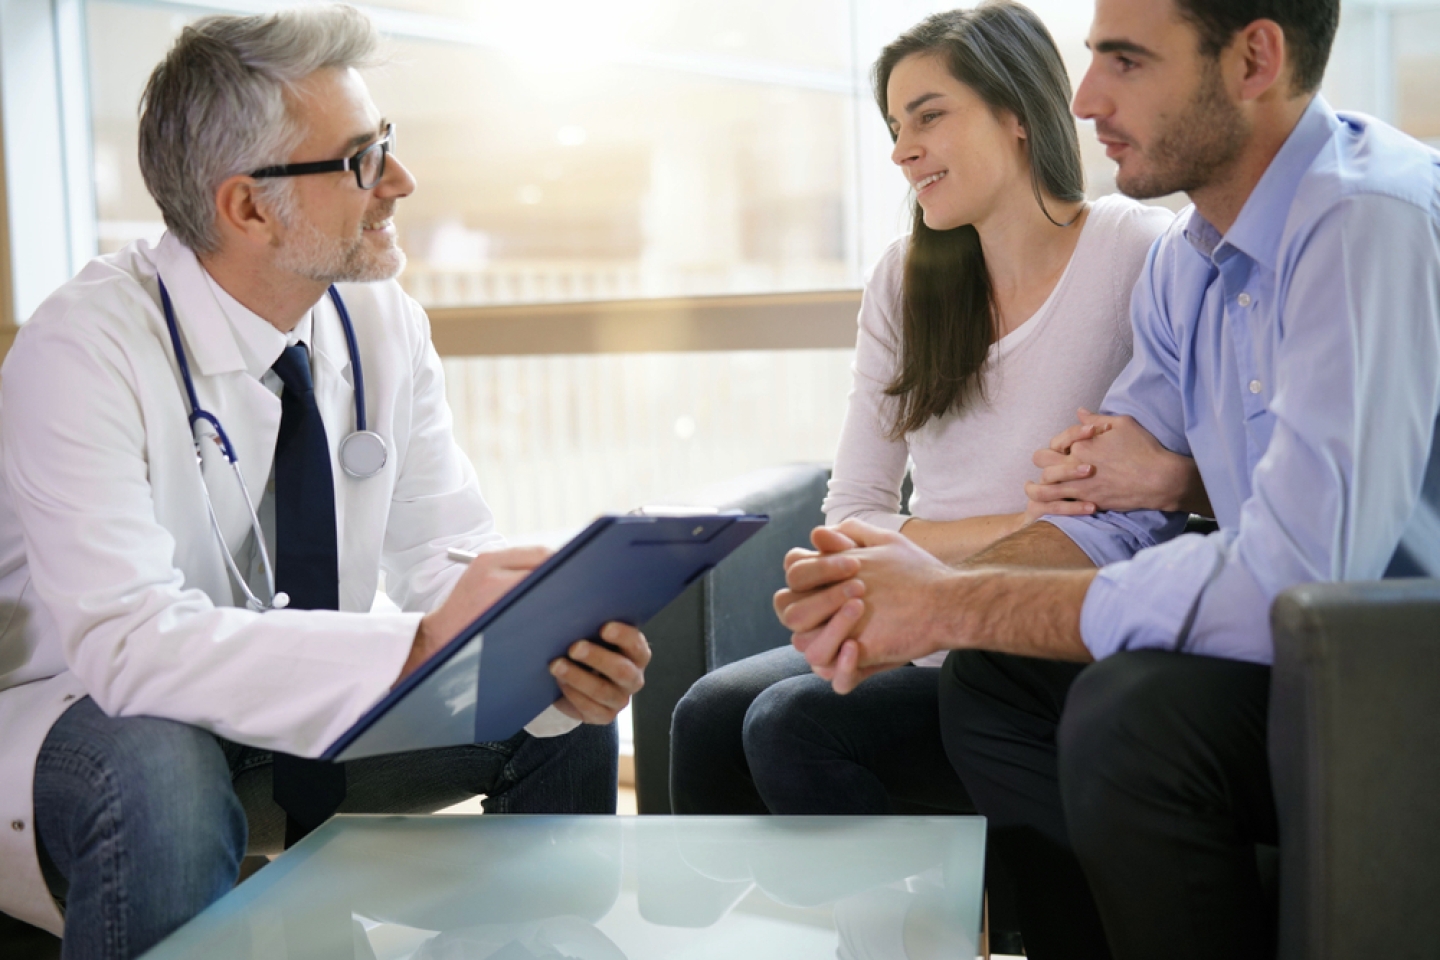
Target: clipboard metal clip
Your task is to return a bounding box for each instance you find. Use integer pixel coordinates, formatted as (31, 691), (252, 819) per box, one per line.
(627, 505), (743, 517)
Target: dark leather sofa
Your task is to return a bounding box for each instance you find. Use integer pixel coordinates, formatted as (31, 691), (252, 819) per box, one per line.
(1271, 580), (1440, 959)
(633, 462), (1440, 958)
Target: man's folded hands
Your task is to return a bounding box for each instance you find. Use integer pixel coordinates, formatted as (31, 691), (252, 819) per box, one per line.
(774, 520), (954, 695)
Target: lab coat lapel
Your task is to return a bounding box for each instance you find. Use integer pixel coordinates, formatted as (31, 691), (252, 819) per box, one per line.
(312, 290), (378, 611)
(311, 291), (355, 449)
(152, 236), (280, 559)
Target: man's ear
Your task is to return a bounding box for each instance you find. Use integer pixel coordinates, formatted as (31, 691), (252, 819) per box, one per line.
(213, 175), (282, 248)
(1232, 19), (1287, 102)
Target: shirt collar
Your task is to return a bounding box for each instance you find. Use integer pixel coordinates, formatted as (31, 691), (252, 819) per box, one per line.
(199, 266), (315, 381)
(1182, 213), (1223, 260)
(1183, 95), (1340, 270)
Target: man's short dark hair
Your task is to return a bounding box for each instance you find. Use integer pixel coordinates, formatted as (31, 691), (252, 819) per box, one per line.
(1173, 0), (1339, 94)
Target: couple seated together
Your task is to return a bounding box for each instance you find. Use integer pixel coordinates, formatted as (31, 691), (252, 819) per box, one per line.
(675, 0), (1440, 958)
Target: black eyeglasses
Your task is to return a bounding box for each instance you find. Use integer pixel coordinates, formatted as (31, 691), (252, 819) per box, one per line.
(250, 123), (395, 190)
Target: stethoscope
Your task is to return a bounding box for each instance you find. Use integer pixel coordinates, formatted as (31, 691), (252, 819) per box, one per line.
(159, 277), (387, 611)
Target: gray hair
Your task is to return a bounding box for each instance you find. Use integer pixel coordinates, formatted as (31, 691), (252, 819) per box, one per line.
(138, 5), (384, 255)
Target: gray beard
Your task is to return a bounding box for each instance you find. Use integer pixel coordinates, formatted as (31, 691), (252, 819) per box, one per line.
(273, 213), (405, 285)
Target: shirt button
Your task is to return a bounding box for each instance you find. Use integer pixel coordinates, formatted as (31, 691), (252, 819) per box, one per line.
(1249, 379), (1263, 394)
(10, 820), (23, 832)
(1237, 292), (1252, 307)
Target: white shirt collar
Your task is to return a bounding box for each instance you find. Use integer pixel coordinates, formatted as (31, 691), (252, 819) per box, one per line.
(198, 267), (315, 380)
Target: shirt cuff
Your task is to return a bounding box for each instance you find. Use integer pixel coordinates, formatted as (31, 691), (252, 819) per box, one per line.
(1046, 510), (1182, 568)
(1078, 532), (1221, 660)
(1180, 550), (1278, 664)
(524, 703), (583, 738)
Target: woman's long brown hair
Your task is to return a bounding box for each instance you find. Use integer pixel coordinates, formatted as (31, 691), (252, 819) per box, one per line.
(875, 2), (1085, 438)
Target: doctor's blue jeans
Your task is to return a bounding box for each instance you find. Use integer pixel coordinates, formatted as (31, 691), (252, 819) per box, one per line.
(32, 695), (617, 960)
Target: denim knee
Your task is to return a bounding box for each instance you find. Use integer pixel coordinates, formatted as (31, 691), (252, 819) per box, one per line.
(565, 717), (620, 772)
(483, 720), (618, 814)
(740, 677), (829, 765)
(35, 699), (246, 957)
(671, 669), (744, 751)
(36, 699), (246, 897)
(557, 719), (620, 808)
(673, 647), (814, 752)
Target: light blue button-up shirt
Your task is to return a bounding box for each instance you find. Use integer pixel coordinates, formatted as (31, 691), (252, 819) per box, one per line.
(1049, 96), (1440, 664)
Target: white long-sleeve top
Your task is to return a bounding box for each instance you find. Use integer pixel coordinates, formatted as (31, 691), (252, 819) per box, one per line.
(824, 195), (1174, 531)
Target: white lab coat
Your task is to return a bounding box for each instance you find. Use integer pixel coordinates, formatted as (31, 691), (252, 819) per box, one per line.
(0, 234), (553, 932)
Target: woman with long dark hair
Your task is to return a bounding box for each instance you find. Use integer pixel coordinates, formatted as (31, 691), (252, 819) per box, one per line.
(671, 5), (1196, 935)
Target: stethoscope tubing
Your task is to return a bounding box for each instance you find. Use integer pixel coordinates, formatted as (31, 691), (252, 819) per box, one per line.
(160, 279), (239, 462)
(204, 458), (282, 612)
(330, 286), (367, 433)
(159, 276), (382, 611)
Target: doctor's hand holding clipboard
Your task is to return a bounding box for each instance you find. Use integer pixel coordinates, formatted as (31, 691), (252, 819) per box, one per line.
(394, 546), (649, 726)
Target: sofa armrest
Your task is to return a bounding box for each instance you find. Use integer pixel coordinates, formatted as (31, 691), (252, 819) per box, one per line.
(632, 463), (830, 813)
(1270, 579), (1440, 960)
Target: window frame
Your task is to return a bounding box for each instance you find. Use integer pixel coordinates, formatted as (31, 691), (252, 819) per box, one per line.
(0, 0), (96, 334)
(0, 0), (892, 360)
(9, 0), (1425, 361)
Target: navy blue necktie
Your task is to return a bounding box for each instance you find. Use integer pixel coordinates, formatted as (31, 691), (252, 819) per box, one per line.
(269, 343), (347, 846)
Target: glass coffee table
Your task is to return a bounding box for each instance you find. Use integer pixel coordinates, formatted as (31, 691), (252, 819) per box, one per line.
(140, 815), (986, 959)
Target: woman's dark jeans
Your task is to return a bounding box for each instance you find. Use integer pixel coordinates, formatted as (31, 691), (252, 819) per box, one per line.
(670, 645), (972, 815)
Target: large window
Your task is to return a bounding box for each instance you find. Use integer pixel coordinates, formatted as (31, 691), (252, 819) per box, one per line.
(82, 0), (1440, 309)
(88, 0), (868, 306)
(4, 0), (1436, 534)
(80, 0), (929, 534)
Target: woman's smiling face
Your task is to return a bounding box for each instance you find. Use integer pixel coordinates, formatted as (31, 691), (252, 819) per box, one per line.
(886, 53), (1031, 232)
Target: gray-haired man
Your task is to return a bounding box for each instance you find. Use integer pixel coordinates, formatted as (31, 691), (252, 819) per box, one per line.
(0, 8), (648, 956)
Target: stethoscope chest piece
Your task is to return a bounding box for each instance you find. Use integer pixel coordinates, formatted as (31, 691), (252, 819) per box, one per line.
(159, 276), (383, 612)
(340, 429), (387, 479)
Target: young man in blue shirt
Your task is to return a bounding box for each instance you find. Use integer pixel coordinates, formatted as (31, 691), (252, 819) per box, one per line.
(774, 0), (1440, 956)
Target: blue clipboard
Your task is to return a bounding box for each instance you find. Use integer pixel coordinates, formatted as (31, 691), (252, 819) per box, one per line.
(323, 512), (767, 762)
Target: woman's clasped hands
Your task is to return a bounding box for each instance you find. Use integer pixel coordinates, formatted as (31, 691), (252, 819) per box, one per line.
(1024, 408), (1210, 519)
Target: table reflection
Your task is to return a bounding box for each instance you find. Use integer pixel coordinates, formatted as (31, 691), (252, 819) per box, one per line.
(141, 816), (984, 960)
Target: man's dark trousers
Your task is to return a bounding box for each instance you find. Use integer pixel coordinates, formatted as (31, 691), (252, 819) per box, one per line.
(938, 648), (1278, 960)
